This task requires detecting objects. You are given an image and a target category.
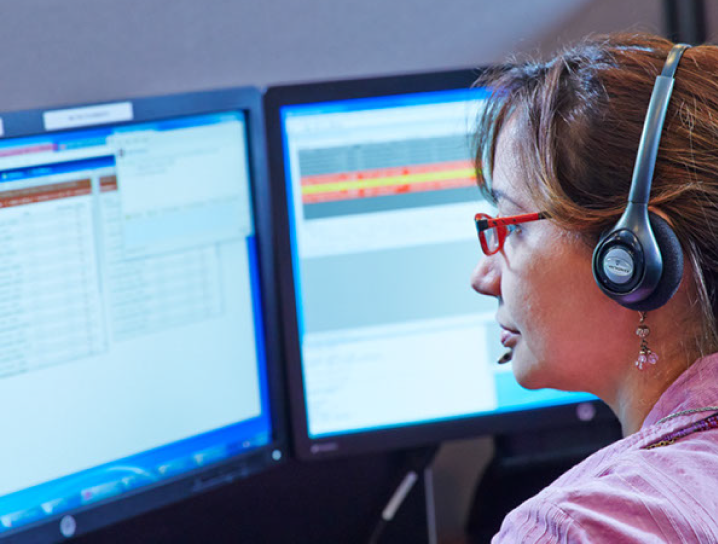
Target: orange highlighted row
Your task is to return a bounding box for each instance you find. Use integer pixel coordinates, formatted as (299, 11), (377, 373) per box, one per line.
(100, 175), (118, 192)
(0, 179), (92, 208)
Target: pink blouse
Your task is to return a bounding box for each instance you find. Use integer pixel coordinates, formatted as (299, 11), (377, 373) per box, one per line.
(493, 353), (718, 543)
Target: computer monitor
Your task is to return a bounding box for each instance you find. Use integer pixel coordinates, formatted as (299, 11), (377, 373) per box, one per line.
(265, 69), (614, 460)
(0, 87), (286, 541)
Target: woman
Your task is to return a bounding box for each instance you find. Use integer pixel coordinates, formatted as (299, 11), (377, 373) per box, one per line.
(471, 33), (718, 541)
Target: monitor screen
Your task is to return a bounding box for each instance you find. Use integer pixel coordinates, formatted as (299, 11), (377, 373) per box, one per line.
(0, 88), (286, 541)
(266, 70), (610, 459)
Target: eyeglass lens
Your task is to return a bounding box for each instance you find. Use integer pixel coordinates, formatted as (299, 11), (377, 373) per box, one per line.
(483, 226), (500, 253)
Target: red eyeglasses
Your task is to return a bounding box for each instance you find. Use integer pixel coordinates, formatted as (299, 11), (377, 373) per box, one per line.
(475, 212), (548, 255)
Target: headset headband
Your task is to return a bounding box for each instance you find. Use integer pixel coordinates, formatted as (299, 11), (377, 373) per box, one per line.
(629, 44), (691, 205)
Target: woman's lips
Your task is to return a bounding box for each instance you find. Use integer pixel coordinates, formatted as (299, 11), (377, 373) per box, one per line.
(500, 328), (519, 347)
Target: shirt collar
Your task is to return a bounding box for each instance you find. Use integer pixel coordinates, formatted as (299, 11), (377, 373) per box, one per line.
(642, 352), (718, 429)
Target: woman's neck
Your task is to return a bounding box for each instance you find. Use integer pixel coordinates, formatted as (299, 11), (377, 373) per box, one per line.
(611, 341), (698, 435)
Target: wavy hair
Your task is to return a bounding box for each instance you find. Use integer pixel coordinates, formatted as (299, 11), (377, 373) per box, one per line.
(473, 33), (718, 355)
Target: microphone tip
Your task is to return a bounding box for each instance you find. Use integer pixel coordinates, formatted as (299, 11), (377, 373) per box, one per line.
(497, 350), (513, 365)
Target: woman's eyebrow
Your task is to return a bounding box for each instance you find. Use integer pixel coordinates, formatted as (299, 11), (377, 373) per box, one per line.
(490, 188), (526, 212)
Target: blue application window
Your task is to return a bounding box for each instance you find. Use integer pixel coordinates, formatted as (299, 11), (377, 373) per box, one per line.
(0, 112), (272, 532)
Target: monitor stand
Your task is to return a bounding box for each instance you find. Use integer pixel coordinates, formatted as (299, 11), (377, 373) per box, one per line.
(369, 465), (437, 544)
(464, 416), (622, 542)
(366, 445), (439, 544)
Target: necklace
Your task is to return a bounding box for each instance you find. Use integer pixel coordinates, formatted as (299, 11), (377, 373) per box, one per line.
(645, 411), (718, 449)
(656, 406), (718, 425)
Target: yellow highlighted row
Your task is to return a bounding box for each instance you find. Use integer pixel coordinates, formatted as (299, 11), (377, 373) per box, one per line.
(301, 168), (476, 195)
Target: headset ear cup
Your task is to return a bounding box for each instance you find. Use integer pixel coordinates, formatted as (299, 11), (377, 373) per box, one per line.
(622, 211), (684, 311)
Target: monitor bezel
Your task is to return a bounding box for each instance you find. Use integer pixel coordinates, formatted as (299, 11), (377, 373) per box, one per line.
(0, 87), (288, 542)
(264, 69), (616, 461)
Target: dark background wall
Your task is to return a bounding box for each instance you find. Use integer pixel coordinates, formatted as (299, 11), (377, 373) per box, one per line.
(0, 0), (669, 112)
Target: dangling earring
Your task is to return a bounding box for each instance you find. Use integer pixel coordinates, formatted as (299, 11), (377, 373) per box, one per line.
(635, 311), (659, 370)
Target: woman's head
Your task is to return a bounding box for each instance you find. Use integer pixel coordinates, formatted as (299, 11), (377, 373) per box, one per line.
(473, 33), (718, 360)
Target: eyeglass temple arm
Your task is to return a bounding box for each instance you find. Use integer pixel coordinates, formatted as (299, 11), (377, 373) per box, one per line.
(475, 212), (547, 231)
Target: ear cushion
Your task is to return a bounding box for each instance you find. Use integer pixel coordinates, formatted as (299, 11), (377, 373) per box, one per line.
(622, 211), (684, 311)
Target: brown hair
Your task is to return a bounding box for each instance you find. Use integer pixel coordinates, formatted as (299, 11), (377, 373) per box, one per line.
(473, 33), (718, 355)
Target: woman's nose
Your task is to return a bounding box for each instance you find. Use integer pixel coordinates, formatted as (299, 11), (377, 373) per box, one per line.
(471, 255), (501, 297)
